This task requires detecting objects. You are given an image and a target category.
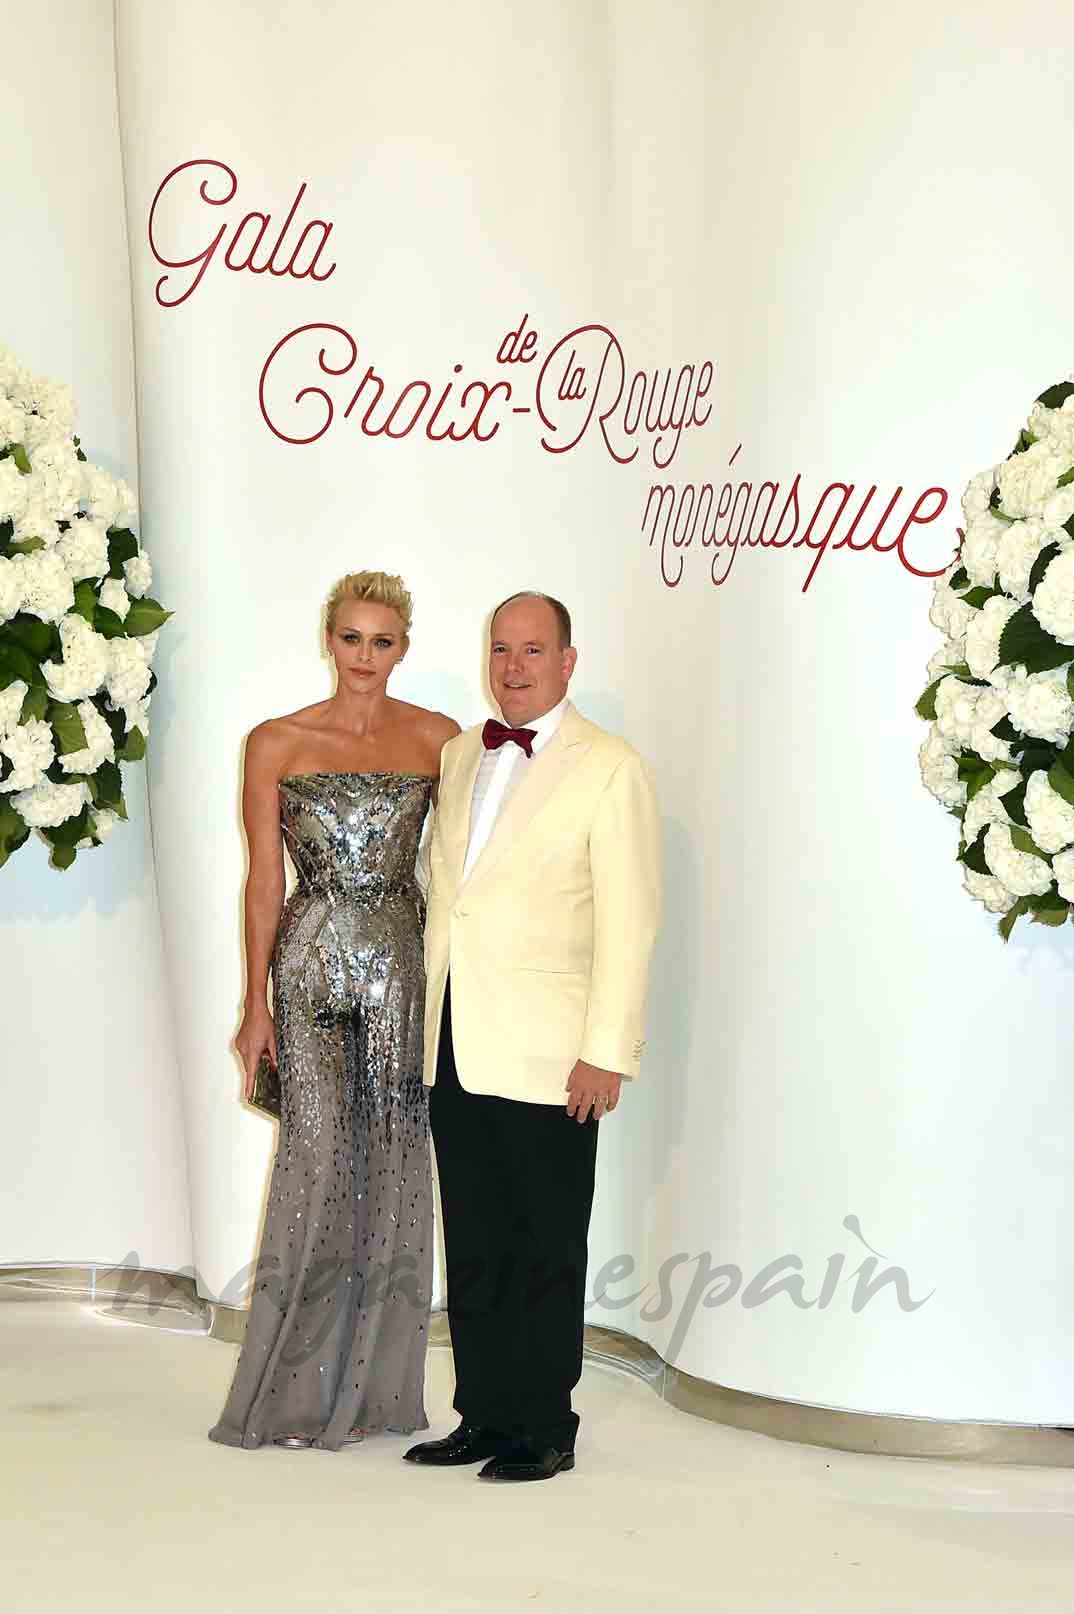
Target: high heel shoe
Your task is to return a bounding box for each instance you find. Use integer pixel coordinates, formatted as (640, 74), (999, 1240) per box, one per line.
(272, 1427), (365, 1449)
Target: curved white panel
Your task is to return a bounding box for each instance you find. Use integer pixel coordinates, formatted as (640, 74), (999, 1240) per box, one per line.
(0, 0), (191, 1277)
(116, 0), (1074, 1419)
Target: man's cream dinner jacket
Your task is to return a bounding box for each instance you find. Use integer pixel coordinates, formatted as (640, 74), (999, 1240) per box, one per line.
(423, 703), (662, 1104)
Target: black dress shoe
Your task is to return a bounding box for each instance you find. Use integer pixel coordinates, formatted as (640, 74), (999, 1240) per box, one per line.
(402, 1423), (508, 1466)
(477, 1441), (575, 1482)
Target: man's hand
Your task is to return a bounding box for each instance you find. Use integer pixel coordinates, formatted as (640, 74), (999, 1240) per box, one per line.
(565, 1060), (623, 1123)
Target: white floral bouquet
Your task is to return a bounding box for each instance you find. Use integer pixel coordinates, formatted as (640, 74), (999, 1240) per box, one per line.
(0, 344), (169, 870)
(918, 379), (1074, 938)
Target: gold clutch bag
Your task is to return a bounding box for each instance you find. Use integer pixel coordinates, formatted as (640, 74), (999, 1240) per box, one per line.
(248, 1052), (281, 1120)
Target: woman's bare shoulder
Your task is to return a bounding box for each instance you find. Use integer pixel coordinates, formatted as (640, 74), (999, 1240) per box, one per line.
(246, 704), (331, 765)
(425, 709), (463, 745)
(390, 699), (462, 744)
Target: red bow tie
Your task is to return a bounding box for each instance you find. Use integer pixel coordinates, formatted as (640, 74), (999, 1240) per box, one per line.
(482, 718), (537, 758)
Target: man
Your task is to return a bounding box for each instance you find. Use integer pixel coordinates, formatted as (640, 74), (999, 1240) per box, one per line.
(403, 591), (662, 1483)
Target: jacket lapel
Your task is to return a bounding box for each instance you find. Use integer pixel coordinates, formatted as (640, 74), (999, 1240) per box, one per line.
(461, 705), (593, 891)
(441, 730), (484, 889)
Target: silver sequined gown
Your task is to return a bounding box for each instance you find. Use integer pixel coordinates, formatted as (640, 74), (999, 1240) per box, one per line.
(209, 772), (434, 1451)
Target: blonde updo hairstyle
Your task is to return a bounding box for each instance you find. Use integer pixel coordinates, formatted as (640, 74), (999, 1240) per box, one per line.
(324, 570), (413, 645)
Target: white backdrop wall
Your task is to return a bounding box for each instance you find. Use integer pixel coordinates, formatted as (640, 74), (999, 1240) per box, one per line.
(0, 0), (191, 1276)
(116, 0), (1074, 1419)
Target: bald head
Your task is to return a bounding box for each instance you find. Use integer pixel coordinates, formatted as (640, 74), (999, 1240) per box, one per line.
(491, 591), (572, 649)
(488, 592), (578, 725)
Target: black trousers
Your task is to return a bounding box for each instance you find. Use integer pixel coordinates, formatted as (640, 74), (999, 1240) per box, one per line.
(429, 982), (598, 1451)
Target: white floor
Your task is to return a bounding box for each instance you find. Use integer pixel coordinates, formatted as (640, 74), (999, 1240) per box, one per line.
(1, 1292), (1073, 1613)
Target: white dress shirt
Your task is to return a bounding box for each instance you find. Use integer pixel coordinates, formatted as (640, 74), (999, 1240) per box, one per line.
(462, 696), (569, 880)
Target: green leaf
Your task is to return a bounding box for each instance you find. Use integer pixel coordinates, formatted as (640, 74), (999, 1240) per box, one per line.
(1059, 466), (1074, 491)
(95, 701), (126, 751)
(1048, 759), (1074, 807)
(915, 678), (942, 720)
(118, 725), (146, 763)
(43, 804), (90, 848)
(19, 683), (48, 723)
(11, 443), (31, 475)
(93, 605), (127, 640)
(89, 759), (123, 808)
(72, 581), (97, 623)
(991, 716), (1019, 743)
(962, 585), (1003, 608)
(959, 831), (991, 875)
(989, 487), (1015, 523)
(1028, 542), (1061, 596)
(1011, 430), (1037, 456)
(1009, 826), (1049, 861)
(48, 701), (88, 756)
(4, 535), (45, 555)
(48, 842), (77, 870)
(997, 603), (1072, 672)
(997, 775), (1029, 826)
(4, 613), (55, 658)
(949, 565), (969, 589)
(949, 752), (994, 797)
(1013, 740), (1059, 778)
(0, 640), (38, 688)
(0, 795), (29, 864)
(1037, 381), (1074, 410)
(957, 750), (991, 778)
(1030, 890), (1069, 925)
(944, 662), (989, 685)
(999, 895), (1034, 941)
(123, 596), (171, 637)
(1065, 514), (1074, 542)
(106, 528), (139, 578)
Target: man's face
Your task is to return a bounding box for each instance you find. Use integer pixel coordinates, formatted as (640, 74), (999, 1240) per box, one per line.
(489, 597), (577, 726)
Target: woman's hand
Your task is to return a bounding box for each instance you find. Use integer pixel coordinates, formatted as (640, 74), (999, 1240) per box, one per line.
(235, 1001), (278, 1101)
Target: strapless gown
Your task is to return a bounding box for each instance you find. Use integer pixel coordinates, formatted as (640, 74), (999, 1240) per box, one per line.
(209, 771), (434, 1450)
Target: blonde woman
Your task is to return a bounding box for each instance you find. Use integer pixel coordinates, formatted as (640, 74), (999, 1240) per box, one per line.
(209, 572), (458, 1451)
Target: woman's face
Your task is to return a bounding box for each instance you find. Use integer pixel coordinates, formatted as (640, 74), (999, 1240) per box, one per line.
(327, 600), (407, 697)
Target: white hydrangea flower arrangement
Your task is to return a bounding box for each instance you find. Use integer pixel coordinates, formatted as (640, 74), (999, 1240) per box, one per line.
(917, 378), (1074, 938)
(0, 344), (170, 870)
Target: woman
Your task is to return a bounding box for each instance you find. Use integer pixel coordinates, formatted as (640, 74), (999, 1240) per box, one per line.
(209, 570), (459, 1451)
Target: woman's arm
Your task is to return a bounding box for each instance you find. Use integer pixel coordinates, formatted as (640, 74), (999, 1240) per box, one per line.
(234, 725), (287, 1092)
(428, 711), (462, 807)
(414, 713), (460, 902)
